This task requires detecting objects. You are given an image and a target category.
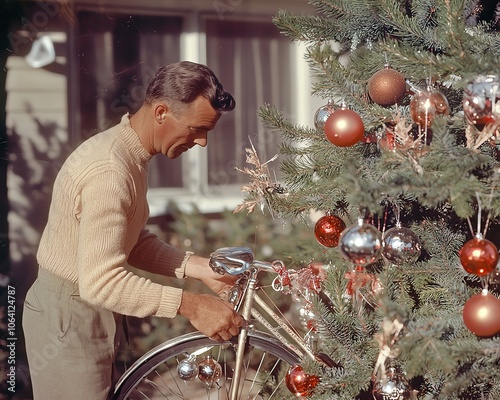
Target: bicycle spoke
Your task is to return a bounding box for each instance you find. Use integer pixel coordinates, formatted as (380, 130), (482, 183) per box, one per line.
(135, 388), (152, 399)
(145, 378), (179, 399)
(248, 350), (267, 394)
(265, 375), (287, 399)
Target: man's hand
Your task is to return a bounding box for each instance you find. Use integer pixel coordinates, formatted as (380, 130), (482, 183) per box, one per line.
(178, 292), (244, 341)
(181, 254), (244, 340)
(184, 254), (239, 300)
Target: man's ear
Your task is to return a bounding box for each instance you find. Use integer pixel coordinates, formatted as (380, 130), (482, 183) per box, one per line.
(155, 103), (168, 123)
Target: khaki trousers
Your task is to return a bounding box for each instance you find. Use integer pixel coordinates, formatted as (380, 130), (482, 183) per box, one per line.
(23, 268), (121, 400)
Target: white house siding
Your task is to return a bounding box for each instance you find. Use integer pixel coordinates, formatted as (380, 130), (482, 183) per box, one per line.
(6, 30), (69, 296)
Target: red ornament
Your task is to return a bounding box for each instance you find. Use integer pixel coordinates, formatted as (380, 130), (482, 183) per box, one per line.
(459, 236), (498, 276)
(324, 108), (365, 147)
(314, 215), (346, 248)
(368, 66), (407, 107)
(410, 87), (450, 129)
(463, 290), (500, 337)
(285, 364), (320, 397)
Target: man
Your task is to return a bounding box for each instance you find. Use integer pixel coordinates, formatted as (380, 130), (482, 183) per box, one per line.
(22, 61), (244, 400)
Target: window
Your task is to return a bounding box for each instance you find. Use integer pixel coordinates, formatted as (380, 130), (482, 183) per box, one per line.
(76, 9), (308, 215)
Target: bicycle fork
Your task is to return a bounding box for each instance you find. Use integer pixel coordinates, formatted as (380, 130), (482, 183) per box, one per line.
(230, 267), (259, 400)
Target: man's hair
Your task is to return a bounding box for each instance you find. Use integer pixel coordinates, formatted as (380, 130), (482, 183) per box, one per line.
(145, 61), (235, 114)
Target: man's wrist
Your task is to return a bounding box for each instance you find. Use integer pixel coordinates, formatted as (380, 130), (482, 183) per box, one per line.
(184, 255), (213, 280)
(178, 291), (196, 319)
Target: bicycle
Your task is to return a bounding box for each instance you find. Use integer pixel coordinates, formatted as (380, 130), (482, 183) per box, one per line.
(112, 246), (332, 400)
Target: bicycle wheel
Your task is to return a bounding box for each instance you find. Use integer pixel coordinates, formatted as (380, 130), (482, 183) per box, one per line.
(112, 330), (301, 400)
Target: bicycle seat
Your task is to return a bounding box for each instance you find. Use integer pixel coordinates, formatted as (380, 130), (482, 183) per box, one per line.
(209, 246), (254, 275)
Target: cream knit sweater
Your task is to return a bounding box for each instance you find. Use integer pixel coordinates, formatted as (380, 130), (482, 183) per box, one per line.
(37, 114), (191, 318)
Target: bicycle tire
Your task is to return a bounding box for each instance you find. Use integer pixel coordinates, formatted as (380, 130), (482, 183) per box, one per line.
(112, 330), (301, 400)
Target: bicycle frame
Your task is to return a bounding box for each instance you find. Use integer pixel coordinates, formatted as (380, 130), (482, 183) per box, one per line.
(113, 247), (326, 399)
(228, 262), (320, 400)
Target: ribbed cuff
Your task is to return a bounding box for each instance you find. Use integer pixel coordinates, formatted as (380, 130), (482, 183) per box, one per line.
(156, 286), (184, 318)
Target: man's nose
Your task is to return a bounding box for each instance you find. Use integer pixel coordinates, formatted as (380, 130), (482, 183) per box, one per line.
(194, 132), (208, 147)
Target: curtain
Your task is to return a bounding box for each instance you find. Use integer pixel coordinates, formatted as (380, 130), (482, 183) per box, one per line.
(205, 19), (292, 186)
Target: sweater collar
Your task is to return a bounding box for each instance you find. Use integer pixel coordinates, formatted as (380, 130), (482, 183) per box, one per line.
(120, 113), (153, 164)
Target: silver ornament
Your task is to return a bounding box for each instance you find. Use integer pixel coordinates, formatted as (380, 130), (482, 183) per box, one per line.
(314, 99), (335, 130)
(198, 355), (222, 387)
(372, 369), (411, 400)
(177, 354), (198, 381)
(463, 74), (500, 126)
(339, 219), (382, 266)
(382, 225), (422, 265)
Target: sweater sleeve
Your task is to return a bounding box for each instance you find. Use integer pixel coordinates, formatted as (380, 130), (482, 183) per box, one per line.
(127, 229), (192, 279)
(76, 168), (181, 318)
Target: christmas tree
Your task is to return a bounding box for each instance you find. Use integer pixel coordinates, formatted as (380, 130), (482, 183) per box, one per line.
(235, 0), (500, 399)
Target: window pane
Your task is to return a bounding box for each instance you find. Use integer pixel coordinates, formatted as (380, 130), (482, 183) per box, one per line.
(77, 12), (183, 187)
(206, 19), (292, 186)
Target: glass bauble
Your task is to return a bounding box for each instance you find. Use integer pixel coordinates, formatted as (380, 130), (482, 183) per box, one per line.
(314, 214), (346, 248)
(463, 75), (500, 128)
(459, 235), (498, 276)
(410, 87), (449, 128)
(285, 364), (320, 397)
(339, 219), (382, 266)
(368, 66), (407, 107)
(324, 108), (365, 147)
(463, 290), (500, 337)
(314, 100), (335, 130)
(372, 368), (411, 400)
(382, 225), (422, 264)
(177, 355), (198, 381)
(198, 355), (222, 387)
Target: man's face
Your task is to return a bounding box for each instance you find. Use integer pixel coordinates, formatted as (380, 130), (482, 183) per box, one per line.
(157, 96), (221, 159)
